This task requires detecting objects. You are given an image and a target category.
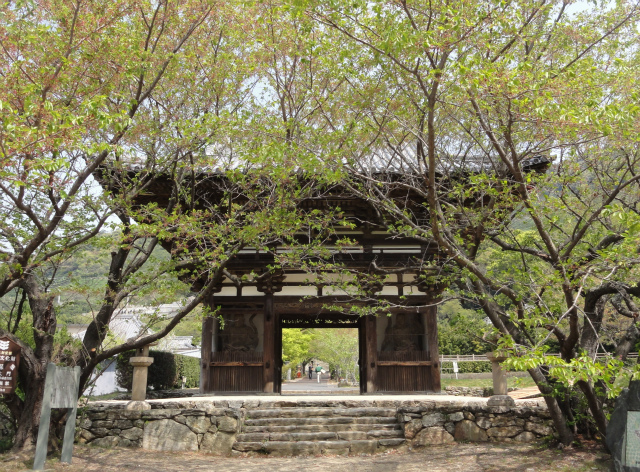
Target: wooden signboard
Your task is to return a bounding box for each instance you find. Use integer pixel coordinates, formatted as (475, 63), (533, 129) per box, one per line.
(33, 363), (80, 471)
(0, 337), (20, 395)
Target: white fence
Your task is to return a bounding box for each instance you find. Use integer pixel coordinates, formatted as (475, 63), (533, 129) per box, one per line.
(440, 353), (639, 362)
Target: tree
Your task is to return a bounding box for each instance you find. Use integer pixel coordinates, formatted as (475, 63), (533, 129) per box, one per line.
(309, 329), (359, 383)
(437, 300), (489, 355)
(281, 328), (315, 374)
(303, 0), (640, 445)
(0, 0), (354, 451)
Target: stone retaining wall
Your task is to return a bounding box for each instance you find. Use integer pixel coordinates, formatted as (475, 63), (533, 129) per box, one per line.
(77, 405), (240, 454)
(77, 397), (553, 455)
(399, 403), (553, 445)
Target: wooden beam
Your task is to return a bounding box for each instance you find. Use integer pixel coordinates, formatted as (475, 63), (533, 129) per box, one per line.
(200, 316), (213, 393)
(263, 292), (275, 393)
(209, 362), (263, 367)
(377, 361), (433, 366)
(281, 322), (358, 329)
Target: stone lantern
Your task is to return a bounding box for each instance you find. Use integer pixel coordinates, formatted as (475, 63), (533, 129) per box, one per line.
(125, 343), (155, 410)
(485, 351), (515, 407)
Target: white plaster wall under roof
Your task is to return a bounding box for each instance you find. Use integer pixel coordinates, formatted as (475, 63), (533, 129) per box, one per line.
(403, 286), (427, 295)
(277, 285), (317, 296)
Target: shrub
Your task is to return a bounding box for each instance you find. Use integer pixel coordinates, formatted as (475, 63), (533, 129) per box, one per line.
(116, 350), (198, 390)
(441, 360), (492, 374)
(174, 355), (200, 388)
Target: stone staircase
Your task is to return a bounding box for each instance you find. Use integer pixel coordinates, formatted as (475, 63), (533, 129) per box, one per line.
(232, 406), (405, 456)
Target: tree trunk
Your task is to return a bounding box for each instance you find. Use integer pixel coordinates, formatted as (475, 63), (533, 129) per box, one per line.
(576, 380), (608, 446)
(8, 274), (58, 451)
(528, 366), (575, 445)
(9, 365), (47, 452)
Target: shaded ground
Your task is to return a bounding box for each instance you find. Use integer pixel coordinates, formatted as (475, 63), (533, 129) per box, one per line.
(2, 442), (610, 472)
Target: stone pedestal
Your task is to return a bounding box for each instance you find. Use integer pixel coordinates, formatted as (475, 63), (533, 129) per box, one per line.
(485, 352), (515, 408)
(129, 345), (154, 403)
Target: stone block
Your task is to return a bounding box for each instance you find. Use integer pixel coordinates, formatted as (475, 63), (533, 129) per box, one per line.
(237, 433), (269, 442)
(525, 422), (553, 436)
(186, 416), (211, 434)
(378, 438), (405, 447)
(349, 440), (378, 455)
(91, 420), (113, 428)
(514, 431), (537, 442)
(120, 427), (143, 441)
(316, 440), (350, 449)
(490, 416), (517, 427)
(141, 410), (174, 419)
(233, 442), (265, 452)
(338, 431), (367, 440)
(444, 422), (455, 435)
(91, 428), (110, 438)
(486, 426), (523, 438)
(201, 431), (236, 455)
(79, 429), (95, 442)
(91, 436), (120, 448)
(412, 427), (454, 446)
(487, 395), (516, 408)
(125, 401), (151, 411)
(217, 416), (238, 433)
(366, 429), (402, 438)
(264, 441), (321, 457)
(404, 418), (423, 439)
(113, 419), (133, 430)
(448, 412), (464, 422)
(204, 407), (228, 416)
(476, 417), (492, 429)
(463, 411), (475, 421)
(142, 419), (199, 451)
(421, 412), (446, 428)
(454, 420), (489, 442)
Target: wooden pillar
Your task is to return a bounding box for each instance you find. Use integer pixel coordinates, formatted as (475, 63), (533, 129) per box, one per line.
(200, 316), (213, 393)
(263, 292), (275, 393)
(426, 304), (441, 392)
(364, 315), (378, 393)
(358, 317), (366, 394)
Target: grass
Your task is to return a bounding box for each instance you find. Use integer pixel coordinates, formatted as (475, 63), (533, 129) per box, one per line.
(441, 376), (537, 389)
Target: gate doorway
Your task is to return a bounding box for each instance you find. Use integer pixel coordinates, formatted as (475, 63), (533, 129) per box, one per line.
(280, 326), (360, 395)
(200, 300), (441, 395)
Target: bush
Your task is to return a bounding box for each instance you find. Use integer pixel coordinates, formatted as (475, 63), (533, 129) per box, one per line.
(116, 350), (182, 390)
(175, 355), (200, 388)
(441, 360), (492, 374)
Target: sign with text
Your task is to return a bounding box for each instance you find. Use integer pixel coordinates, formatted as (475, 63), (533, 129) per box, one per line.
(626, 411), (640, 467)
(0, 337), (20, 395)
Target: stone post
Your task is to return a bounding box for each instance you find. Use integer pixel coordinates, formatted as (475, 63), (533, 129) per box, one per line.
(126, 344), (154, 410)
(485, 351), (515, 407)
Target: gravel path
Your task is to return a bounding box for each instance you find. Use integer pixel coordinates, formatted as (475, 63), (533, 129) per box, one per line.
(2, 442), (609, 472)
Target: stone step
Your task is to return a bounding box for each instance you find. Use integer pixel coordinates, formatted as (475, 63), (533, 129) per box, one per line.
(245, 407), (397, 419)
(233, 439), (388, 456)
(236, 429), (404, 443)
(243, 416), (398, 427)
(242, 422), (402, 433)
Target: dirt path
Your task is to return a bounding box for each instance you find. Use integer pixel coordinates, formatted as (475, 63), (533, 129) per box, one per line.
(1, 442), (610, 472)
